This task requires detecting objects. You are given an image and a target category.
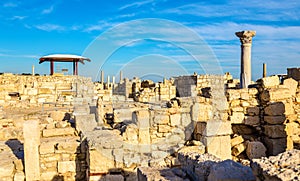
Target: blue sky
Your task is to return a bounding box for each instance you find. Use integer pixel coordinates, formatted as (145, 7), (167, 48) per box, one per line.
(0, 0), (299, 81)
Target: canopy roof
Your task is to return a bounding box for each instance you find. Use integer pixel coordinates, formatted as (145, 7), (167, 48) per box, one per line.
(39, 54), (91, 64)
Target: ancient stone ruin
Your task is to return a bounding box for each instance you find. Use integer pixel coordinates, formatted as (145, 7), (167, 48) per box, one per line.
(0, 32), (299, 181)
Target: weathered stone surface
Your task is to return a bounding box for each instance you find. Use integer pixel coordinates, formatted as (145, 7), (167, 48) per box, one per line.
(43, 127), (75, 137)
(246, 141), (266, 159)
(244, 116), (260, 126)
(196, 121), (231, 136)
(264, 102), (294, 116)
(261, 88), (291, 102)
(208, 160), (255, 181)
(283, 78), (298, 96)
(264, 116), (285, 124)
(263, 137), (286, 156)
(58, 161), (76, 174)
(170, 114), (181, 127)
(246, 106), (260, 116)
(263, 125), (286, 138)
(232, 143), (246, 156)
(89, 149), (114, 173)
(0, 158), (15, 178)
(231, 135), (244, 147)
(251, 149), (300, 181)
(23, 120), (40, 181)
(13, 171), (25, 181)
(261, 76), (280, 88)
(75, 114), (97, 133)
(202, 135), (231, 160)
(230, 112), (245, 124)
(178, 145), (205, 155)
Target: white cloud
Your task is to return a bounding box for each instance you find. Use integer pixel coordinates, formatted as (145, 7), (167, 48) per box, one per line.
(3, 2), (18, 7)
(10, 16), (26, 20)
(42, 5), (54, 14)
(119, 0), (154, 10)
(35, 23), (65, 32)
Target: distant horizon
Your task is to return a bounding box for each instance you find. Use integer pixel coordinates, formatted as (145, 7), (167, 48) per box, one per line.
(0, 0), (299, 81)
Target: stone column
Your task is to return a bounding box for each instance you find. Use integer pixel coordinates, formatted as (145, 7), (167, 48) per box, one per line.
(101, 71), (104, 83)
(235, 31), (256, 88)
(263, 63), (267, 78)
(23, 120), (40, 180)
(119, 71), (123, 83)
(32, 65), (35, 76)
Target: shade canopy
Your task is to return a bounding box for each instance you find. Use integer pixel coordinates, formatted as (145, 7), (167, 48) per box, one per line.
(39, 54), (91, 64)
(39, 54), (91, 75)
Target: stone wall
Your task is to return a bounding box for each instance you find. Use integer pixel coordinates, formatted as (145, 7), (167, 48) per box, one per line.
(0, 74), (93, 107)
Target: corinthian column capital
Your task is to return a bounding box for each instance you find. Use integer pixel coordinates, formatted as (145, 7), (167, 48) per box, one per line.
(235, 30), (256, 44)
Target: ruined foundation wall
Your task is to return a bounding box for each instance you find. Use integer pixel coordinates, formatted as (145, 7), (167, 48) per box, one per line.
(0, 74), (94, 107)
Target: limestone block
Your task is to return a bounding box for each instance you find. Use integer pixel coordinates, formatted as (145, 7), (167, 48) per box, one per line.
(196, 121), (231, 137)
(230, 100), (240, 107)
(134, 110), (150, 128)
(158, 125), (172, 133)
(49, 110), (67, 121)
(192, 103), (212, 122)
(42, 127), (75, 137)
(226, 89), (240, 101)
(240, 100), (250, 107)
(75, 114), (97, 133)
(283, 78), (298, 96)
(123, 124), (138, 144)
(246, 106), (259, 116)
(0, 158), (15, 178)
(89, 149), (115, 173)
(170, 114), (181, 126)
(285, 122), (300, 136)
(264, 125), (286, 138)
(264, 116), (285, 125)
(264, 102), (294, 116)
(202, 135), (231, 160)
(153, 114), (169, 125)
(248, 88), (258, 95)
(14, 171), (25, 181)
(263, 137), (286, 156)
(230, 112), (245, 124)
(13, 159), (23, 171)
(39, 142), (54, 154)
(231, 107), (243, 112)
(181, 113), (191, 127)
(138, 128), (150, 144)
(38, 88), (52, 94)
(152, 151), (168, 159)
(246, 141), (266, 159)
(261, 76), (280, 88)
(232, 143), (246, 156)
(27, 88), (38, 95)
(56, 139), (79, 154)
(240, 92), (250, 100)
(58, 161), (76, 174)
(104, 174), (124, 181)
(244, 116), (260, 126)
(208, 160), (255, 181)
(231, 136), (244, 147)
(261, 88), (291, 102)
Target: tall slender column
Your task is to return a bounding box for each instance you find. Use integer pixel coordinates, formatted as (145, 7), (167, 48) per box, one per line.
(50, 60), (54, 75)
(263, 63), (267, 78)
(101, 71), (104, 83)
(235, 30), (256, 88)
(32, 65), (35, 76)
(120, 71), (123, 83)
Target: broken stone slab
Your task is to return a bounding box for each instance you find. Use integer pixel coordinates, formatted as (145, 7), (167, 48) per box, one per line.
(260, 76), (280, 88)
(231, 135), (244, 147)
(202, 135), (232, 160)
(246, 141), (266, 159)
(232, 143), (246, 156)
(208, 160), (255, 181)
